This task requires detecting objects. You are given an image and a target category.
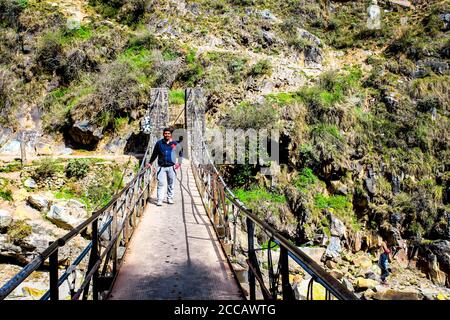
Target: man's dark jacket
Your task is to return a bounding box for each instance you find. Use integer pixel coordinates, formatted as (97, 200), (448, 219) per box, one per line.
(149, 139), (180, 167)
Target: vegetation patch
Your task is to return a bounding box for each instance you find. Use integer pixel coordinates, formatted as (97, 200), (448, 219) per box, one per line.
(169, 90), (185, 105)
(7, 220), (32, 244)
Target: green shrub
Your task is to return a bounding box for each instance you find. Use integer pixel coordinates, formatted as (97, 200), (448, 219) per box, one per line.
(169, 90), (185, 105)
(32, 158), (61, 181)
(0, 188), (13, 201)
(36, 31), (65, 73)
(90, 0), (146, 24)
(223, 163), (255, 188)
(234, 187), (286, 204)
(127, 31), (160, 50)
(249, 59), (272, 77)
(228, 58), (247, 83)
(7, 220), (32, 244)
(0, 160), (22, 173)
(314, 194), (352, 218)
(266, 92), (302, 106)
(228, 101), (278, 130)
(294, 168), (318, 191)
(0, 0), (25, 28)
(65, 159), (90, 179)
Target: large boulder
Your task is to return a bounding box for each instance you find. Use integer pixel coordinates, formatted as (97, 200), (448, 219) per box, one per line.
(46, 203), (88, 230)
(304, 45), (323, 67)
(0, 219), (90, 266)
(328, 213), (347, 238)
(298, 247), (326, 265)
(0, 140), (20, 155)
(34, 143), (54, 156)
(297, 28), (322, 46)
(355, 277), (378, 290)
(293, 279), (327, 300)
(373, 289), (421, 300)
(24, 178), (37, 189)
(427, 240), (450, 274)
(27, 195), (50, 212)
(353, 255), (373, 270)
(324, 236), (342, 260)
(0, 234), (24, 263)
(0, 209), (13, 231)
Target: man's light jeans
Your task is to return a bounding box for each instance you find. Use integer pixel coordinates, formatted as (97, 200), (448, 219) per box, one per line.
(157, 166), (176, 202)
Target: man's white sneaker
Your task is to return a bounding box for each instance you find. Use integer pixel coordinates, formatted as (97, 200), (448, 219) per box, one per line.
(157, 200), (163, 206)
(168, 198), (174, 204)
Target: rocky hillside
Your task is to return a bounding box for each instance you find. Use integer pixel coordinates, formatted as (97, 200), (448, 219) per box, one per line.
(0, 0), (449, 299)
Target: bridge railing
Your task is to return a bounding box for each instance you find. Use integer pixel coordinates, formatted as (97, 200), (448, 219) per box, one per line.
(0, 139), (155, 301)
(189, 108), (357, 301)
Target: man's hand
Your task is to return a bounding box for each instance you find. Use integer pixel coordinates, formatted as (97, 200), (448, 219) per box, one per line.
(146, 163), (156, 173)
(174, 163), (181, 170)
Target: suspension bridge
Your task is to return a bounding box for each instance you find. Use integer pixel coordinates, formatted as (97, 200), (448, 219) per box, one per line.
(0, 88), (357, 301)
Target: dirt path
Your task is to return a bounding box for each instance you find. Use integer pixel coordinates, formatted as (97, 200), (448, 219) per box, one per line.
(0, 153), (143, 164)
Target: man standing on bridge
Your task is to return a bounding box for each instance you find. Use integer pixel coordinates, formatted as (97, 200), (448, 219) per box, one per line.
(147, 127), (182, 206)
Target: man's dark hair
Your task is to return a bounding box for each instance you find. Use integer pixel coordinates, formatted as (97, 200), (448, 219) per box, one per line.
(163, 127), (173, 133)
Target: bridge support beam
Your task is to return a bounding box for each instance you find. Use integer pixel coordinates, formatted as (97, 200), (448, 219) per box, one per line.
(185, 88), (206, 163)
(149, 88), (169, 135)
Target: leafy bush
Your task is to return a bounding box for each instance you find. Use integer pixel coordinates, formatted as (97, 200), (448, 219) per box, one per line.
(65, 159), (90, 179)
(0, 160), (21, 173)
(0, 0), (25, 28)
(35, 31), (65, 73)
(89, 0), (147, 24)
(228, 58), (247, 83)
(227, 101), (278, 130)
(223, 163), (255, 188)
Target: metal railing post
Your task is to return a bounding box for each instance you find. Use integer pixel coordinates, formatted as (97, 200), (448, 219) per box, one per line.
(112, 204), (118, 276)
(92, 219), (99, 301)
(49, 245), (59, 301)
(280, 246), (295, 300)
(247, 217), (256, 300)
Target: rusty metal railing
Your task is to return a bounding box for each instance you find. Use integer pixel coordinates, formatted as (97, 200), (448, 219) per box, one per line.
(188, 104), (357, 301)
(0, 139), (156, 301)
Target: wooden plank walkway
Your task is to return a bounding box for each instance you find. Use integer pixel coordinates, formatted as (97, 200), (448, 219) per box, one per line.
(109, 161), (243, 300)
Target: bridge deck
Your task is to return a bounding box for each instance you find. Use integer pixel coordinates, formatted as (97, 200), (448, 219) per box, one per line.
(109, 161), (243, 300)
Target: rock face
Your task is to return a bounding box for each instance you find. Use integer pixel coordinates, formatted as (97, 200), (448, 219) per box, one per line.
(0, 140), (21, 155)
(46, 202), (88, 230)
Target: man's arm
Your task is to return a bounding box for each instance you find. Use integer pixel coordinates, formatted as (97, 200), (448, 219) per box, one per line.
(148, 142), (159, 165)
